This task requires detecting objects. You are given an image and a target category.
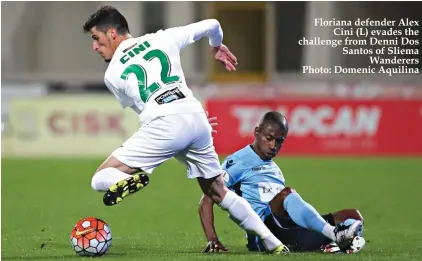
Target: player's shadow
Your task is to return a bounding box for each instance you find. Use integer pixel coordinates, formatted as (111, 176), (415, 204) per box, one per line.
(2, 242), (128, 260)
(175, 250), (258, 256)
(1, 253), (126, 260)
(2, 253), (126, 260)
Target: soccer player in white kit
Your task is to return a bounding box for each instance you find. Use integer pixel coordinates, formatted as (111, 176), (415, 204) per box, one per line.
(83, 6), (289, 254)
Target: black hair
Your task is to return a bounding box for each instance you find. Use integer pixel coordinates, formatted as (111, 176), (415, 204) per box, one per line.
(258, 111), (289, 137)
(83, 6), (130, 34)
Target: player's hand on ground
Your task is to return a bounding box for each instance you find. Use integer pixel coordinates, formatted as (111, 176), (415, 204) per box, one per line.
(206, 111), (218, 135)
(212, 44), (238, 71)
(202, 240), (228, 253)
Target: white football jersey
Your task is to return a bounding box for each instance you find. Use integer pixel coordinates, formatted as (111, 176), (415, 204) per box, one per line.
(104, 19), (223, 125)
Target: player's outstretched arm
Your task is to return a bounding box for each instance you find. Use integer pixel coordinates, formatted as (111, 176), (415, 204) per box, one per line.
(167, 19), (238, 71)
(167, 19), (223, 49)
(198, 194), (228, 253)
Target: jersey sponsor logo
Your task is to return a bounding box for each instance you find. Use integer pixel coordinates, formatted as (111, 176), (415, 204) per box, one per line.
(258, 182), (284, 202)
(232, 105), (381, 137)
(154, 87), (186, 105)
(225, 159), (235, 169)
(252, 166), (267, 171)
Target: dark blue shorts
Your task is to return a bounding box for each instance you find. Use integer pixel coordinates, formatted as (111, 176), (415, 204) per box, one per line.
(247, 213), (335, 252)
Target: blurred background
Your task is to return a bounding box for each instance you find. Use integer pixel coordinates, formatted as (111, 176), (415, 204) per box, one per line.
(2, 1), (422, 157)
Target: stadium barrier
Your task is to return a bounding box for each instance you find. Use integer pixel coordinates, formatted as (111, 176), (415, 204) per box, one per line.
(206, 99), (422, 156)
(2, 95), (139, 157)
(3, 93), (422, 157)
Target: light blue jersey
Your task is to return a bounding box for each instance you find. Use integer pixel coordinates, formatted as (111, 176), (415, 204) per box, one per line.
(222, 145), (286, 221)
(222, 145), (364, 252)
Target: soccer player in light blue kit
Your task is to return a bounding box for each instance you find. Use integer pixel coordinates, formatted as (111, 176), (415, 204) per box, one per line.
(199, 111), (364, 253)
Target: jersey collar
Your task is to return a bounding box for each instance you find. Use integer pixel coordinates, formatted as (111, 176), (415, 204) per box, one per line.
(247, 145), (273, 164)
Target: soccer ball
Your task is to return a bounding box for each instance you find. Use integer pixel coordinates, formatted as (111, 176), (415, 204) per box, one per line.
(70, 217), (112, 256)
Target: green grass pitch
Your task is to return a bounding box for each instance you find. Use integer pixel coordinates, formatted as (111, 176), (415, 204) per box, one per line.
(2, 157), (422, 261)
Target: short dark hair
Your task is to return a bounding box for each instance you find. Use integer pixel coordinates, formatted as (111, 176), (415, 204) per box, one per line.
(259, 111), (289, 136)
(83, 6), (130, 34)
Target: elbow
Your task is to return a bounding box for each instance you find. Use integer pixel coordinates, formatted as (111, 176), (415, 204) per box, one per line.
(207, 19), (221, 29)
(205, 19), (223, 47)
(204, 18), (222, 36)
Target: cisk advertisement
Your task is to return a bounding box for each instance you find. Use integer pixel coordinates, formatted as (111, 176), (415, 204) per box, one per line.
(2, 95), (139, 157)
(206, 99), (422, 156)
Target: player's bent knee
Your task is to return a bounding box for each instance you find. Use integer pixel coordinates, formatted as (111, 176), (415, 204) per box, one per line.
(91, 173), (100, 191)
(95, 155), (139, 174)
(197, 175), (227, 204)
(90, 169), (109, 192)
(209, 183), (229, 205)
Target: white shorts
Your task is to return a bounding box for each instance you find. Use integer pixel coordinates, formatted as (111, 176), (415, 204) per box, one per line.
(111, 112), (222, 179)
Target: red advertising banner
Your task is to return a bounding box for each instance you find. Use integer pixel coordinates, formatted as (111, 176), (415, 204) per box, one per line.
(206, 99), (422, 156)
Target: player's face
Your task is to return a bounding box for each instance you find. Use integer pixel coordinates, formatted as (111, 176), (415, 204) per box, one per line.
(90, 27), (118, 63)
(254, 123), (286, 160)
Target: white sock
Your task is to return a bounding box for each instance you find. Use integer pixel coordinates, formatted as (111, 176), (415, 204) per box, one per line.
(91, 167), (132, 192)
(219, 190), (282, 251)
(322, 224), (336, 241)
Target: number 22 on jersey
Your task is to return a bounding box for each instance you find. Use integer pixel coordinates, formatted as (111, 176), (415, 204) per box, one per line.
(119, 41), (180, 103)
